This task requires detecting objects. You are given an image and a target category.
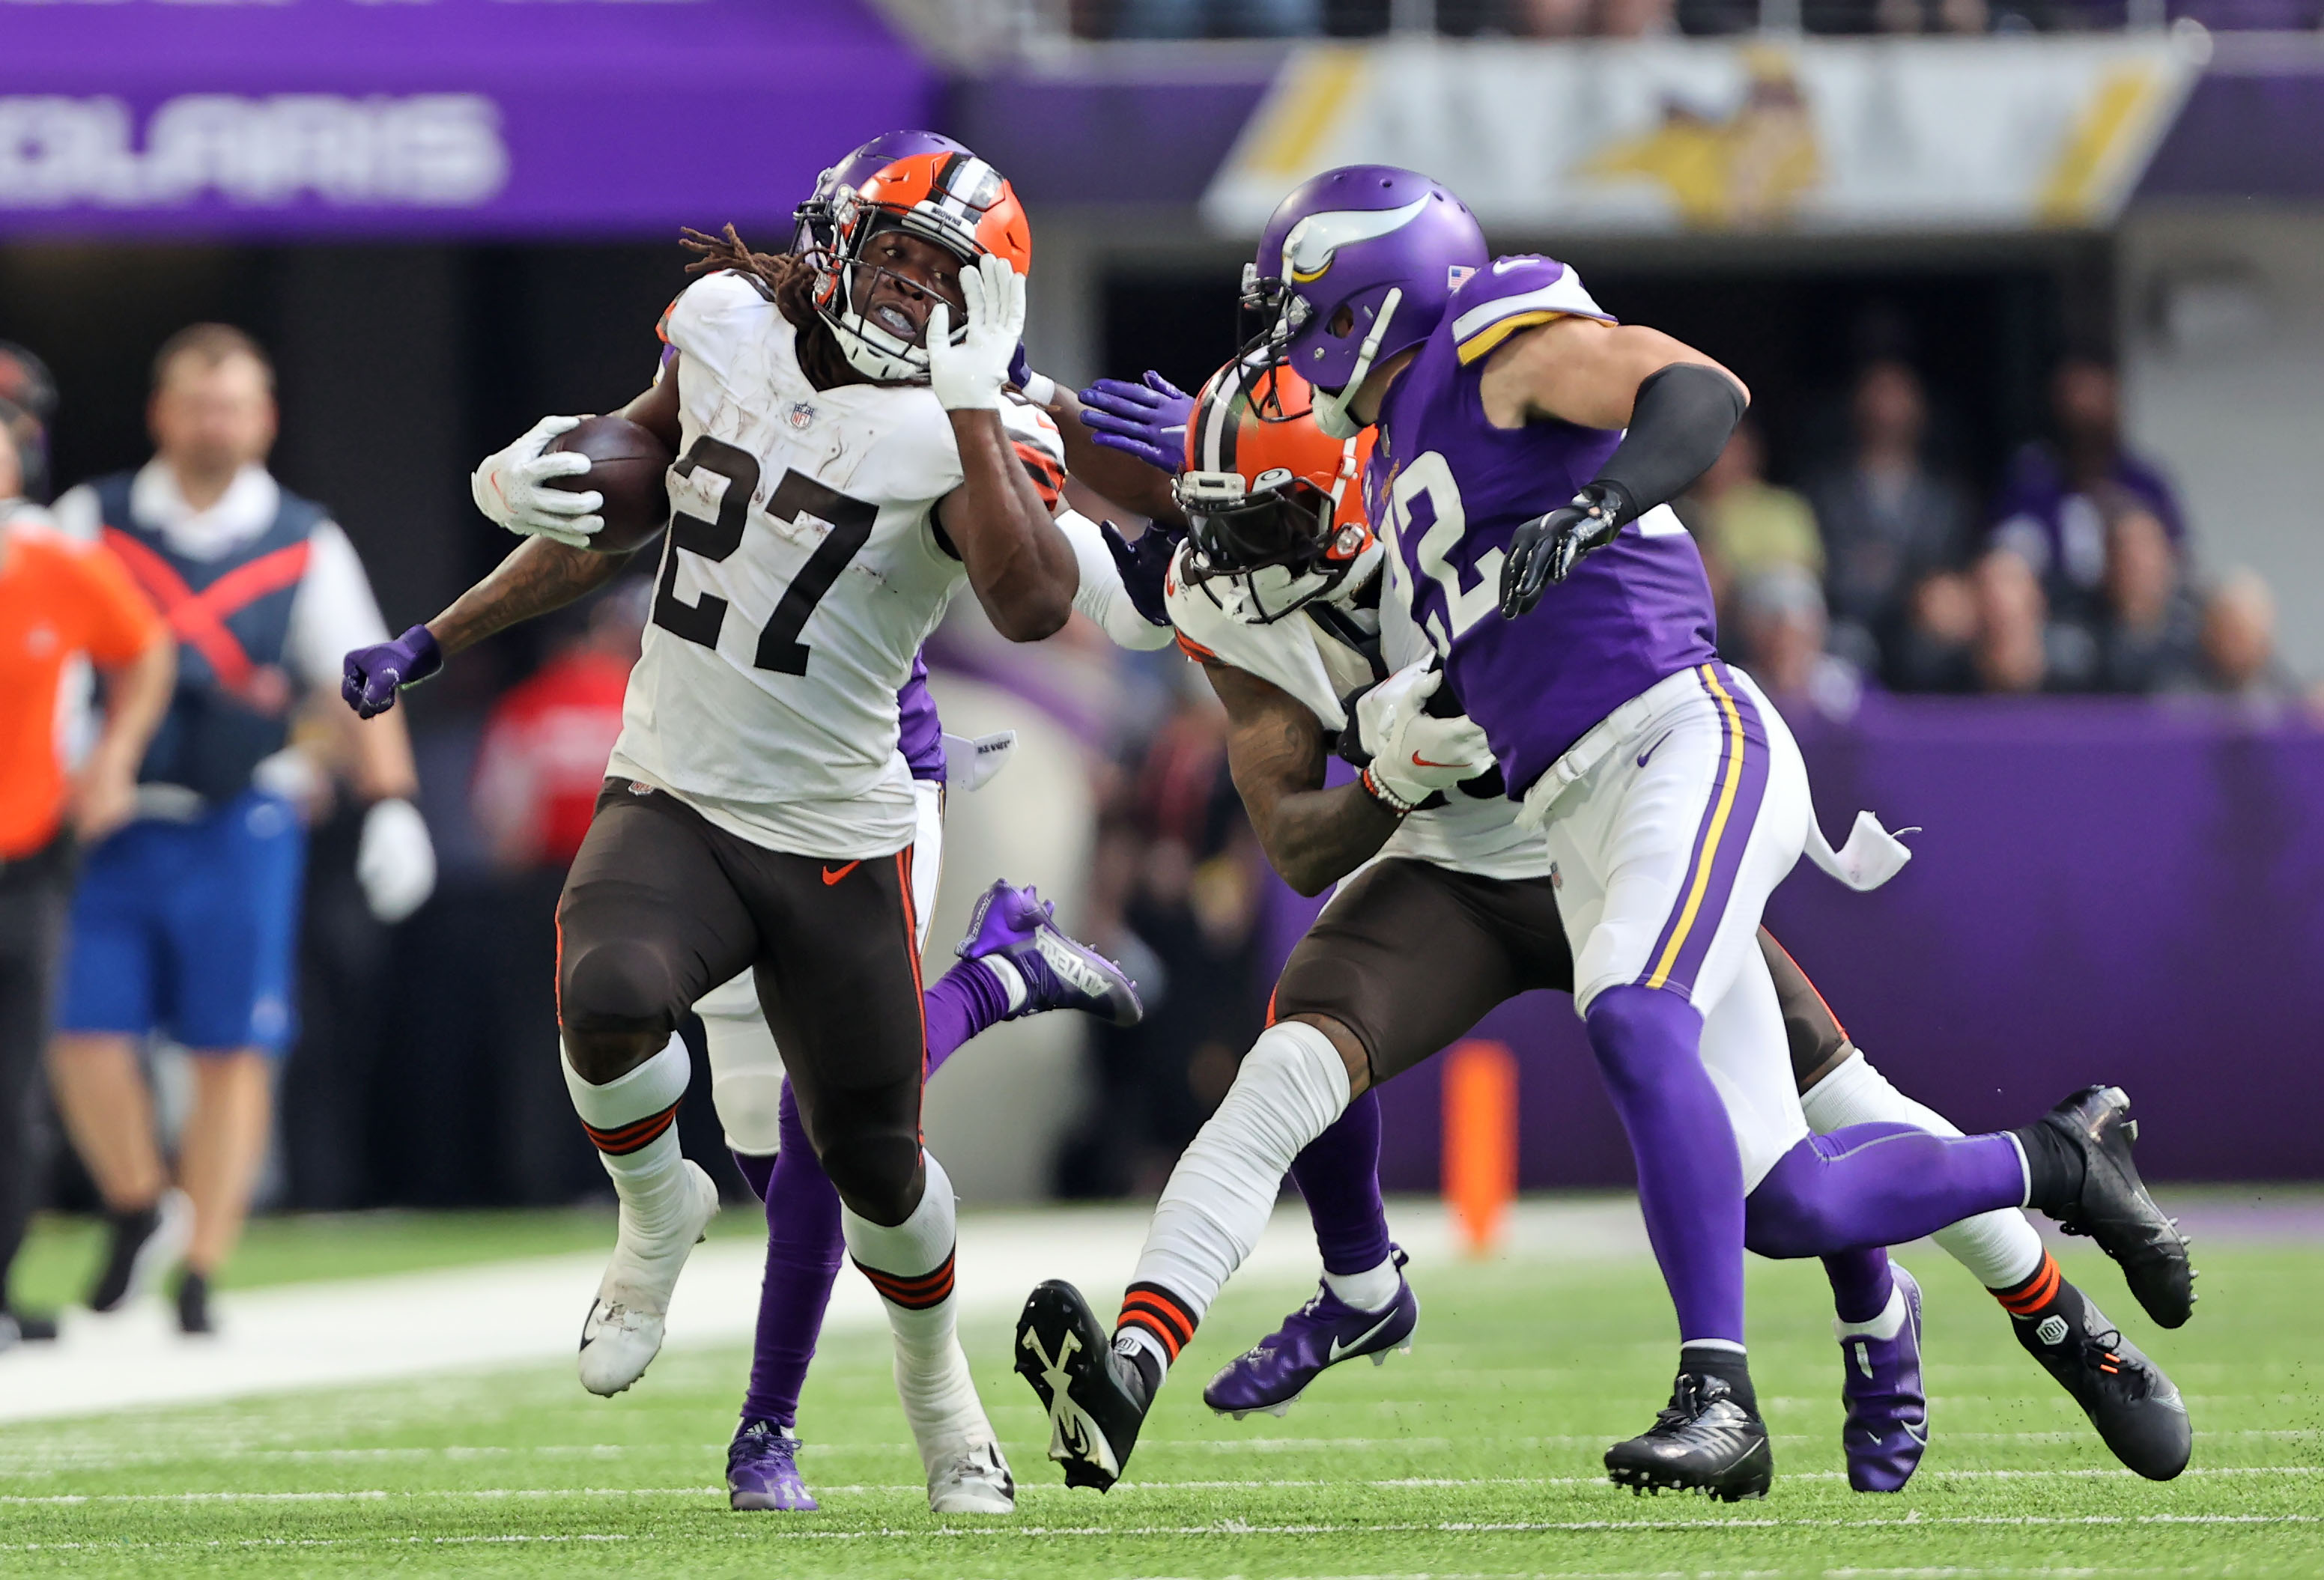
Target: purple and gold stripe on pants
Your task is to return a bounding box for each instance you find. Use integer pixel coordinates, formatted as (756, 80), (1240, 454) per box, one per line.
(1636, 663), (1769, 998)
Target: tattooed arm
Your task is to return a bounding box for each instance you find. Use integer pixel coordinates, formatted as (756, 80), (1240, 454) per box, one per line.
(428, 537), (635, 657)
(1206, 660), (1403, 898)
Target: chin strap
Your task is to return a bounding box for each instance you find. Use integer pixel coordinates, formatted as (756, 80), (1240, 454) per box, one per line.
(1311, 288), (1402, 441)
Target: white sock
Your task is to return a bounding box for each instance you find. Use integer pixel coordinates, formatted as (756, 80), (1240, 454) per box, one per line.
(563, 1037), (694, 1239)
(1833, 1279), (1909, 1342)
(1801, 1049), (2046, 1289)
(841, 1153), (987, 1461)
(1323, 1255), (1401, 1313)
(1130, 1021), (1351, 1324)
(984, 955), (1029, 1014)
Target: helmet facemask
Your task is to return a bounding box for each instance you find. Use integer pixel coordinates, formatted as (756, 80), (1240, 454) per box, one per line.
(804, 151), (1023, 386)
(1177, 470), (1365, 625)
(811, 207), (973, 385)
(1240, 264), (1404, 441)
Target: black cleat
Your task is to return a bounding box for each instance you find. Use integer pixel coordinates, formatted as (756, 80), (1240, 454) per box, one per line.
(2038, 1086), (2196, 1328)
(2016, 1295), (2191, 1481)
(175, 1269), (213, 1336)
(1013, 1280), (1150, 1492)
(0, 1310), (58, 1346)
(87, 1190), (192, 1314)
(1604, 1373), (1773, 1501)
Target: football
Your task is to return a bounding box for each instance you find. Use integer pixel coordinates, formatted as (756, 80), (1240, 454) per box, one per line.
(545, 414), (673, 553)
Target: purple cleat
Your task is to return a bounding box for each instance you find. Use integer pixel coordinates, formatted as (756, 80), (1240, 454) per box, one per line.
(1836, 1263), (1928, 1492)
(957, 881), (1143, 1027)
(727, 1419), (818, 1511)
(1203, 1248), (1419, 1420)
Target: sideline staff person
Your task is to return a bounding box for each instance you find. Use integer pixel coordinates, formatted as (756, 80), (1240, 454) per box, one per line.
(0, 422), (173, 1350)
(49, 325), (434, 1333)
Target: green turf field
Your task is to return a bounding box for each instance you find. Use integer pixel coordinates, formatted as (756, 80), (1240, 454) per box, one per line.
(1, 1234), (2317, 1578)
(9, 1209), (620, 1310)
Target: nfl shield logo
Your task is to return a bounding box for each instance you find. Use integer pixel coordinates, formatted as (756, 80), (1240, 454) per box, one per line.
(788, 401), (816, 431)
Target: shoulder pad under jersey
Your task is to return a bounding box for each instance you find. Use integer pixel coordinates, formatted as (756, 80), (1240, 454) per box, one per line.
(656, 271), (777, 389)
(1001, 400), (1067, 509)
(1446, 255), (1615, 367)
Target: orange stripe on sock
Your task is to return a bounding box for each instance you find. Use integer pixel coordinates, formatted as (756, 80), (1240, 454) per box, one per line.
(1116, 1310), (1183, 1361)
(580, 1102), (680, 1156)
(866, 1260), (956, 1298)
(1120, 1286), (1196, 1348)
(1994, 1253), (2062, 1314)
(1120, 1294), (1192, 1345)
(858, 1254), (956, 1310)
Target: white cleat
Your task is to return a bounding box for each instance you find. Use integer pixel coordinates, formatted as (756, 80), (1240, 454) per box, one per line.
(576, 1160), (719, 1397)
(928, 1439), (1016, 1513)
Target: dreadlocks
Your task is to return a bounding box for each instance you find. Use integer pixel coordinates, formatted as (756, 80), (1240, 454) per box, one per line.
(679, 224), (861, 392)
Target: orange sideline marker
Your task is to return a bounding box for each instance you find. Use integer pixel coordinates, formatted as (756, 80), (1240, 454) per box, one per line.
(1442, 1039), (1517, 1256)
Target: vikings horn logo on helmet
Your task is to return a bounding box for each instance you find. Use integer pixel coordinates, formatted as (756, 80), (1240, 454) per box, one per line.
(1281, 195), (1434, 284)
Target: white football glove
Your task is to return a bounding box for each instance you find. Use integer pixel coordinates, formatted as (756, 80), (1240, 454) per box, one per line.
(357, 797), (437, 924)
(470, 415), (601, 548)
(926, 255), (1025, 413)
(1356, 660), (1494, 811)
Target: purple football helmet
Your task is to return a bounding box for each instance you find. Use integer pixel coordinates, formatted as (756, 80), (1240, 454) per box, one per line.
(1243, 165), (1487, 438)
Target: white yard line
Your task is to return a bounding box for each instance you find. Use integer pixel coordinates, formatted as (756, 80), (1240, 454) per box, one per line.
(0, 1199), (1646, 1426)
(0, 1465), (2314, 1504)
(3, 1512), (2317, 1555)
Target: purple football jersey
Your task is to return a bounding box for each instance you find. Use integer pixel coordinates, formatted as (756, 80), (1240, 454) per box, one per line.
(1376, 256), (1717, 797)
(897, 651), (946, 783)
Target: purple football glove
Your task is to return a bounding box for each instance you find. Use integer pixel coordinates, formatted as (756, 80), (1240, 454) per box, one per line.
(1102, 520), (1182, 629)
(1078, 371), (1194, 475)
(342, 624), (443, 720)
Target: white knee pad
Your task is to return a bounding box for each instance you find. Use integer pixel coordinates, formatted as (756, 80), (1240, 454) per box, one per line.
(702, 1006), (786, 1157)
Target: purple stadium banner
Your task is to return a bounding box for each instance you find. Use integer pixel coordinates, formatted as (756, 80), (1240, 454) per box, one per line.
(0, 0), (935, 237)
(1264, 696), (2324, 1191)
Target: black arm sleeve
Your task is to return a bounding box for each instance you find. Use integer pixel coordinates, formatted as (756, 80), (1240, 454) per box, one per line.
(1589, 362), (1748, 526)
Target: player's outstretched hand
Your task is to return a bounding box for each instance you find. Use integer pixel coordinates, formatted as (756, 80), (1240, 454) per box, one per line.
(1078, 372), (1194, 474)
(928, 254), (1025, 412)
(1357, 659), (1493, 807)
(1499, 482), (1631, 619)
(342, 625), (443, 720)
(1100, 519), (1181, 628)
(472, 414), (602, 547)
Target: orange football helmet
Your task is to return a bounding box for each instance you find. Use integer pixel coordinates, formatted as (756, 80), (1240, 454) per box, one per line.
(1174, 357), (1377, 623)
(810, 148), (1031, 384)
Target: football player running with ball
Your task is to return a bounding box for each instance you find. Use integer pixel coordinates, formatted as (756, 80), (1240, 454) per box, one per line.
(345, 140), (1142, 1516)
(1015, 169), (2194, 1504)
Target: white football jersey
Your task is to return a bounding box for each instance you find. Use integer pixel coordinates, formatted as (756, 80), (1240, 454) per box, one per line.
(606, 270), (1064, 859)
(1164, 546), (1548, 882)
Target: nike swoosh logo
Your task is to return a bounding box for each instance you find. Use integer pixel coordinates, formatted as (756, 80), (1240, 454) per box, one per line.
(1411, 752), (1469, 770)
(1326, 1308), (1401, 1364)
(1492, 256), (1528, 275)
(1636, 729), (1674, 769)
(822, 862), (859, 886)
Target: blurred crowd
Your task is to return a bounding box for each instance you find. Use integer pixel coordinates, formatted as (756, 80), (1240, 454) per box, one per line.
(1075, 0), (2319, 40)
(1685, 354), (2302, 721)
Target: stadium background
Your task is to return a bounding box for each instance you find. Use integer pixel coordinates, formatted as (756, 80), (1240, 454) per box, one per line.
(2, 0), (2320, 1214)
